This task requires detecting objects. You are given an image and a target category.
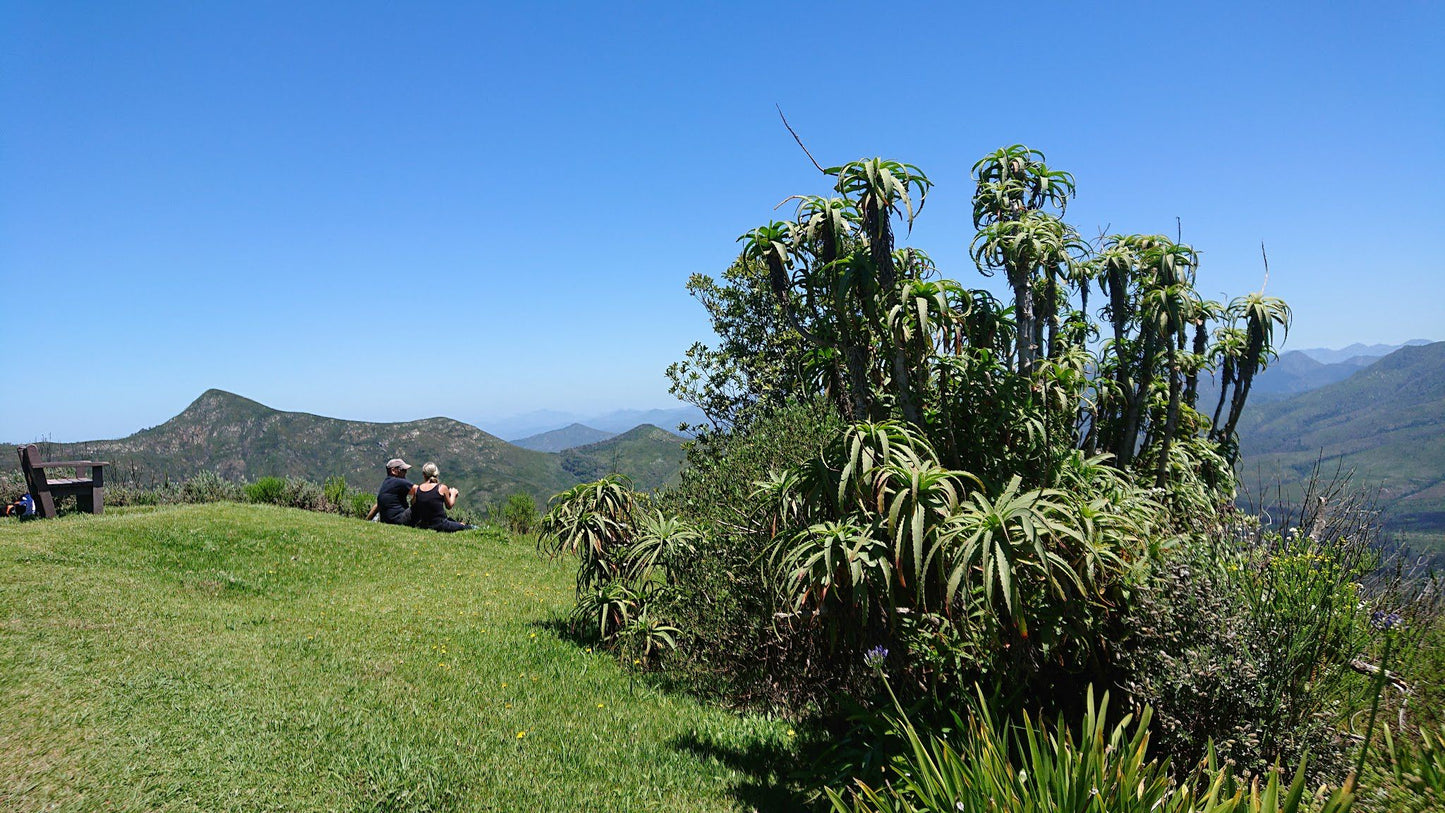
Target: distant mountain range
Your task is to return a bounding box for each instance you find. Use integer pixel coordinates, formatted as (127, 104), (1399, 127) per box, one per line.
(1195, 340), (1432, 410)
(1236, 341), (1445, 558)
(1293, 339), (1433, 366)
(512, 423), (617, 452)
(478, 406), (707, 441)
(2, 390), (688, 512)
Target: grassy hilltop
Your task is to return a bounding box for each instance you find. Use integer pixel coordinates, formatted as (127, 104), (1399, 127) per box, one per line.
(0, 505), (793, 811)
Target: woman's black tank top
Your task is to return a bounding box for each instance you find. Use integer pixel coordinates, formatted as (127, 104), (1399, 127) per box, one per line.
(411, 484), (448, 529)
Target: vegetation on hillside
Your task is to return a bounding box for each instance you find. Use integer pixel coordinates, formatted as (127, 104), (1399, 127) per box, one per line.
(1235, 341), (1445, 560)
(540, 145), (1444, 810)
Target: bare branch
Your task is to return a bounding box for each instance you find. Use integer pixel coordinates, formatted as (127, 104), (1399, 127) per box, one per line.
(777, 105), (826, 174)
(1260, 241), (1270, 293)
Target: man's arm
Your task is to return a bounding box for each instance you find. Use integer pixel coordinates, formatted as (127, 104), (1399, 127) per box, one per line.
(365, 503), (380, 521)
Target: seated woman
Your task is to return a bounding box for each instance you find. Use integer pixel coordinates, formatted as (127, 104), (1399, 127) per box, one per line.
(410, 462), (474, 533)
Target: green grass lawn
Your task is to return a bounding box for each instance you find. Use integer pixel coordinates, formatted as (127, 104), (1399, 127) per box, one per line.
(0, 504), (798, 812)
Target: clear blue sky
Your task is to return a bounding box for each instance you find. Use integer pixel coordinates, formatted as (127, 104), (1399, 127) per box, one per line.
(3, 1), (1441, 441)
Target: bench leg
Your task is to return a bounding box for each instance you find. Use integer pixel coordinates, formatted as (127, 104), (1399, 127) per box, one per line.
(77, 488), (104, 515)
(35, 490), (58, 519)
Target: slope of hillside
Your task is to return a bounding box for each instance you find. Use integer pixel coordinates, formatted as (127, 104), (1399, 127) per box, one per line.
(512, 423), (616, 453)
(3, 390), (579, 511)
(1236, 342), (1445, 551)
(560, 425), (687, 492)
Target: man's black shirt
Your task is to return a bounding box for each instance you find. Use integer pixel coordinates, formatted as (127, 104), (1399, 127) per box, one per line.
(376, 475), (414, 524)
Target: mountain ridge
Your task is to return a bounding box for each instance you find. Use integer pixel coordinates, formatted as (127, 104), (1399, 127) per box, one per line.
(3, 389), (688, 511)
(1236, 341), (1445, 555)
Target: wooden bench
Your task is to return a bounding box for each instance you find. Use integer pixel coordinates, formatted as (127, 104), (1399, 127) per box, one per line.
(17, 444), (108, 518)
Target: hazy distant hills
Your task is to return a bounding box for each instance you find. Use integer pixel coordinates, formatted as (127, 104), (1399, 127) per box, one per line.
(1236, 341), (1445, 555)
(512, 423), (617, 452)
(479, 406), (706, 441)
(1294, 339), (1433, 365)
(3, 390), (688, 511)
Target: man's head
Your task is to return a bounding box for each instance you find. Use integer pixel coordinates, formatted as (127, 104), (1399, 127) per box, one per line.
(385, 458), (412, 477)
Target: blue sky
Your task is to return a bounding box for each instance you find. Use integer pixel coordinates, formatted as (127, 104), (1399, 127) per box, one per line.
(3, 1), (1441, 442)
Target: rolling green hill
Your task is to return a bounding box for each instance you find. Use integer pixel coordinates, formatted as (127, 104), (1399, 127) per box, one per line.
(1236, 341), (1445, 556)
(0, 504), (792, 810)
(560, 424), (688, 492)
(3, 390), (589, 511)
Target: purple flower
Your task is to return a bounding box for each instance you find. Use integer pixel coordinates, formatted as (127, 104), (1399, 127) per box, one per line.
(863, 646), (889, 669)
(1371, 611), (1403, 631)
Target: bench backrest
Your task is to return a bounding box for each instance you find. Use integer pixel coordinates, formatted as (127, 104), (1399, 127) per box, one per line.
(18, 444), (42, 484)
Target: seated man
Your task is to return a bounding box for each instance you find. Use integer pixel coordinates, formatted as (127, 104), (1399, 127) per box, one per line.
(365, 458), (416, 525)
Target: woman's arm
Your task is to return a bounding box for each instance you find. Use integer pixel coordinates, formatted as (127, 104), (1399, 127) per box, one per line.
(442, 484), (458, 508)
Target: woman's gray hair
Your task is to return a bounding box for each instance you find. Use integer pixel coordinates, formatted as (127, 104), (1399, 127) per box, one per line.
(421, 462), (440, 483)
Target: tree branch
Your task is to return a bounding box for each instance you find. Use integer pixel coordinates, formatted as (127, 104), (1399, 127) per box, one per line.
(777, 105), (826, 174)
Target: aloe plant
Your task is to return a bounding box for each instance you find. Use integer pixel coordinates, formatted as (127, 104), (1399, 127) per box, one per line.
(828, 685), (1355, 813)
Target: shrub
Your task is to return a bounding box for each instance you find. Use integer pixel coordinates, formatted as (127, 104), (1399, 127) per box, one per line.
(349, 491), (374, 519)
(280, 477), (328, 512)
(181, 470), (238, 503)
(244, 476), (286, 505)
(503, 493), (539, 535)
(651, 399), (845, 703)
(1, 469), (28, 504)
(108, 482), (181, 507)
(323, 476), (349, 512)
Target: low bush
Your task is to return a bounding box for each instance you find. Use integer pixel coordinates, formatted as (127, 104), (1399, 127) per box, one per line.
(348, 491), (374, 518)
(181, 470), (238, 503)
(323, 476), (349, 512)
(1, 469), (28, 504)
(503, 492), (539, 535)
(280, 477), (329, 513)
(244, 476), (286, 505)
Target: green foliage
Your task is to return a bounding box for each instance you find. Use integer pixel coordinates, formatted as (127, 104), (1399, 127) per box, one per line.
(180, 469), (239, 503)
(1117, 509), (1384, 780)
(323, 475), (349, 512)
(827, 684), (1354, 813)
(1377, 723), (1445, 811)
(666, 257), (811, 431)
(348, 490), (374, 518)
(0, 468), (28, 504)
(540, 475), (637, 592)
(244, 476), (286, 505)
(652, 398), (847, 703)
(504, 492), (539, 535)
(279, 476), (328, 512)
(755, 419), (1151, 701)
(541, 476), (699, 660)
